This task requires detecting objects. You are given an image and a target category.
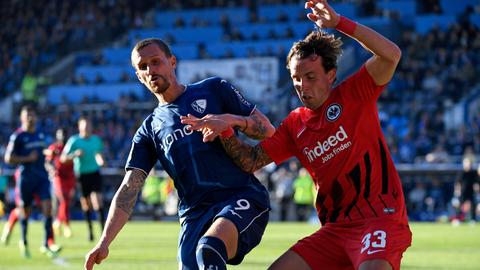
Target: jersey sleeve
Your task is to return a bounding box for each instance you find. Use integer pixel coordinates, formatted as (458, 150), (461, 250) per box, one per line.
(339, 65), (387, 102)
(214, 78), (256, 116)
(125, 122), (157, 175)
(260, 116), (296, 165)
(62, 137), (76, 155)
(8, 133), (21, 155)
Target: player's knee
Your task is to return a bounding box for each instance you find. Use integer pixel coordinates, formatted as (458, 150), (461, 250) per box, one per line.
(196, 236), (227, 270)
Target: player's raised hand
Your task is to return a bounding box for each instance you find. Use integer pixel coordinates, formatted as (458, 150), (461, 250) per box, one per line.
(305, 0), (339, 29)
(180, 114), (231, 142)
(84, 244), (109, 270)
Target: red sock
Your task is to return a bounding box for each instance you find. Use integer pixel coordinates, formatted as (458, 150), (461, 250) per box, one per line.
(7, 209), (18, 230)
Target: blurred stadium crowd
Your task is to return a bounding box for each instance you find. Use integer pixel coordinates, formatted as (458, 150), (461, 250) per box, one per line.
(0, 0), (479, 222)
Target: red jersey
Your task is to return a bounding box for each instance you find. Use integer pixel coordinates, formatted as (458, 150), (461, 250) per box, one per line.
(261, 66), (407, 225)
(46, 142), (75, 180)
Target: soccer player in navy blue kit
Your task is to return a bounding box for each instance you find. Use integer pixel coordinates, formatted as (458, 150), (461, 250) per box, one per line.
(4, 105), (60, 258)
(84, 38), (275, 270)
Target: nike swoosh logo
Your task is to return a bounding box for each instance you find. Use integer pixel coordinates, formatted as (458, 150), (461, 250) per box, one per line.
(366, 249), (385, 255)
(297, 127), (307, 138)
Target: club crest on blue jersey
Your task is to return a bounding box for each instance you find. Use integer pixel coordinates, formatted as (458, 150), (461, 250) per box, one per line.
(191, 99), (207, 114)
(326, 103), (342, 122)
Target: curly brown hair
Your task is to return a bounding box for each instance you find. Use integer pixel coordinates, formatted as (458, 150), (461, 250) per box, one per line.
(286, 31), (343, 72)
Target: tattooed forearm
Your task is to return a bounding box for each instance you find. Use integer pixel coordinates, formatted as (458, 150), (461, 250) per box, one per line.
(246, 113), (268, 140)
(240, 110), (274, 140)
(115, 169), (147, 216)
(221, 135), (273, 173)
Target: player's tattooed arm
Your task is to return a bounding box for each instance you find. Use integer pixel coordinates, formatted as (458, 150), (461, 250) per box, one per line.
(240, 109), (275, 140)
(116, 169), (147, 216)
(95, 168), (147, 249)
(220, 135), (273, 173)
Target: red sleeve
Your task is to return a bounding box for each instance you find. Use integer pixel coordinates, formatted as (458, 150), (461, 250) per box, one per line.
(339, 65), (386, 102)
(45, 144), (55, 161)
(260, 116), (296, 165)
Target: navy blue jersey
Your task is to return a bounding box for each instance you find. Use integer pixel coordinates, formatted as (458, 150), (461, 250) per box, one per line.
(8, 128), (49, 181)
(126, 77), (269, 218)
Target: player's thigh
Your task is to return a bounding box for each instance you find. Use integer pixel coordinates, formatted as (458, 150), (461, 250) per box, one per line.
(178, 212), (216, 269)
(203, 217), (238, 259)
(17, 178), (35, 208)
(290, 227), (354, 270)
(268, 250), (311, 270)
(347, 219), (412, 270)
(358, 259), (392, 270)
(215, 196), (269, 265)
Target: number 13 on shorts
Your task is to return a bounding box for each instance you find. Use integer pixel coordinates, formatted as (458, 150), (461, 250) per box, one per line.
(361, 230), (387, 254)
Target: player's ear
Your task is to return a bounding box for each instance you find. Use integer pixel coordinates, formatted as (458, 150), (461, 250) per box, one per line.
(170, 55), (177, 69)
(327, 68), (337, 84)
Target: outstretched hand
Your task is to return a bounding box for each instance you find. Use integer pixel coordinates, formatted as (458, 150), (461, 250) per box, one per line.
(180, 114), (231, 142)
(305, 0), (339, 29)
(84, 244), (109, 270)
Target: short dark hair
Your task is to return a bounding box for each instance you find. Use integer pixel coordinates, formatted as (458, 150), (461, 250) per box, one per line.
(20, 105), (36, 114)
(286, 31), (343, 72)
(131, 38), (173, 67)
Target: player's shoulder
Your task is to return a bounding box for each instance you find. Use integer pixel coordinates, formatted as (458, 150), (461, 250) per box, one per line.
(66, 134), (81, 144)
(189, 76), (226, 90)
(136, 113), (158, 134)
(335, 65), (372, 90)
(288, 107), (305, 120)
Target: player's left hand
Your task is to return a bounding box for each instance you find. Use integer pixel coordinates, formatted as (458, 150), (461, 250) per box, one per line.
(180, 114), (231, 142)
(305, 0), (339, 29)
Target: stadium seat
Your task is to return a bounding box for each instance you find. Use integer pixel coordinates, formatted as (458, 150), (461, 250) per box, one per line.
(414, 15), (456, 34)
(440, 0), (477, 15)
(47, 83), (146, 104)
(155, 7), (249, 28)
(377, 0), (416, 22)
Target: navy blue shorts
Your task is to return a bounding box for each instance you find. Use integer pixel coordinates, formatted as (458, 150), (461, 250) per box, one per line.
(17, 176), (51, 207)
(178, 193), (270, 269)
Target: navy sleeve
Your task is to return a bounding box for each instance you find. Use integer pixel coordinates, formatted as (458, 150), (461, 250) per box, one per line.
(125, 119), (158, 175)
(215, 78), (256, 116)
(9, 133), (22, 155)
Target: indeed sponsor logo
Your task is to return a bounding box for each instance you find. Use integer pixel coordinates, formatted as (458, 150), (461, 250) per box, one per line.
(303, 126), (352, 163)
(160, 125), (194, 151)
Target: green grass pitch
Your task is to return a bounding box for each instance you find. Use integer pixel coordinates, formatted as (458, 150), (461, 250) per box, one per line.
(0, 221), (479, 269)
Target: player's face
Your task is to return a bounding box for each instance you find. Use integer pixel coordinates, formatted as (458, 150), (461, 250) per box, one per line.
(133, 43), (177, 95)
(20, 109), (36, 129)
(289, 54), (336, 110)
(56, 129), (65, 141)
(78, 119), (91, 134)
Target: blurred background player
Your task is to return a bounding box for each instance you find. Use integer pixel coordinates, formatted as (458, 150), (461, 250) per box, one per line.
(182, 0), (412, 269)
(45, 128), (76, 238)
(292, 167), (315, 222)
(84, 38), (275, 270)
(3, 105), (60, 258)
(451, 153), (479, 225)
(61, 117), (106, 241)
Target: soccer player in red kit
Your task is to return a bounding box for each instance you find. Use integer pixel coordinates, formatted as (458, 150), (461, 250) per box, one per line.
(181, 1), (412, 269)
(45, 128), (76, 238)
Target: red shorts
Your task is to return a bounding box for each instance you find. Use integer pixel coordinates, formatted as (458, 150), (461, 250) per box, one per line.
(291, 217), (412, 270)
(53, 176), (76, 198)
